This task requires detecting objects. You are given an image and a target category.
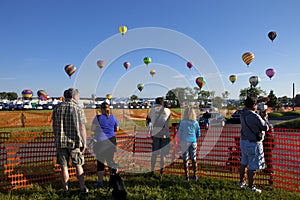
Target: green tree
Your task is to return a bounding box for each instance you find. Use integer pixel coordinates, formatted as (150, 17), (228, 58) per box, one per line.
(239, 87), (266, 100)
(166, 87), (195, 106)
(222, 91), (230, 99)
(211, 96), (224, 109)
(0, 92), (8, 99)
(267, 90), (279, 108)
(7, 92), (18, 100)
(130, 95), (138, 102)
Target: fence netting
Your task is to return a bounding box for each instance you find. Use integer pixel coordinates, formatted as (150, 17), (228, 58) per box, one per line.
(0, 127), (299, 192)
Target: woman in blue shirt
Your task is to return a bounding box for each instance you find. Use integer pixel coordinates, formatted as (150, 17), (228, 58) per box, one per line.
(177, 107), (200, 181)
(91, 102), (119, 187)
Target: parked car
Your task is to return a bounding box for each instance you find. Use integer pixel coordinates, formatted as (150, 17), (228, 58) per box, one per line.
(230, 109), (243, 123)
(198, 112), (226, 129)
(200, 106), (218, 112)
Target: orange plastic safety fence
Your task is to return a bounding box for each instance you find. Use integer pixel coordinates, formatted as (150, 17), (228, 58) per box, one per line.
(1, 127), (300, 193)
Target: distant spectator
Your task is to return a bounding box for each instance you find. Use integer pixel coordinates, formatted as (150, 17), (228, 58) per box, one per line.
(20, 112), (26, 128)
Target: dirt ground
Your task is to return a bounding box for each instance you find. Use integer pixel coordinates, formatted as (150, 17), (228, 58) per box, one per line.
(0, 109), (182, 128)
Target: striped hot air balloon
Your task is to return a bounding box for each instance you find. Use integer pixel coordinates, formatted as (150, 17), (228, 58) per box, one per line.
(22, 89), (33, 100)
(64, 64), (76, 78)
(242, 52), (254, 66)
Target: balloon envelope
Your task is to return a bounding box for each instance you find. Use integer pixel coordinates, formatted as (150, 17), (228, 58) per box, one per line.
(150, 69), (156, 77)
(137, 83), (144, 92)
(106, 94), (112, 100)
(22, 89), (33, 99)
(268, 31), (277, 42)
(65, 64), (76, 78)
(97, 60), (105, 69)
(266, 68), (276, 79)
(119, 26), (127, 35)
(195, 77), (205, 89)
(144, 57), (151, 65)
(242, 52), (254, 66)
(229, 75), (237, 84)
(186, 61), (193, 69)
(249, 76), (260, 87)
(123, 62), (130, 70)
(37, 90), (47, 100)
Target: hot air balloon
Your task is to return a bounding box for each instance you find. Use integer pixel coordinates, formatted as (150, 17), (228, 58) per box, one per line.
(195, 77), (205, 90)
(106, 94), (112, 100)
(150, 69), (156, 77)
(144, 57), (151, 66)
(65, 64), (76, 78)
(22, 89), (33, 100)
(265, 68), (276, 79)
(97, 60), (105, 69)
(123, 62), (130, 70)
(137, 83), (144, 92)
(187, 61), (193, 69)
(119, 26), (127, 35)
(37, 90), (47, 101)
(242, 52), (254, 66)
(249, 76), (260, 87)
(229, 75), (237, 84)
(268, 31), (277, 42)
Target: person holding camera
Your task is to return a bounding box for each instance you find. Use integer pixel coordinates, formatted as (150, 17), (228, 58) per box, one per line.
(238, 96), (269, 193)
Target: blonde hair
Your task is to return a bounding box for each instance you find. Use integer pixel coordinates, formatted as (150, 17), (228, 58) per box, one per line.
(182, 107), (196, 121)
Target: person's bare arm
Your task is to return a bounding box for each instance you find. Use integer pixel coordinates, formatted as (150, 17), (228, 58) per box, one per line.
(80, 123), (87, 153)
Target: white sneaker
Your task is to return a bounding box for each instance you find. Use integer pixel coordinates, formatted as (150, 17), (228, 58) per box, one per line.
(238, 181), (246, 188)
(246, 186), (262, 193)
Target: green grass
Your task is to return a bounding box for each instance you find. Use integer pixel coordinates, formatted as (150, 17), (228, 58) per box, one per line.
(268, 110), (300, 119)
(0, 173), (299, 200)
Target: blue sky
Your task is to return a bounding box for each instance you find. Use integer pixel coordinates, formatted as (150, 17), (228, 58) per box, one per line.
(0, 0), (299, 99)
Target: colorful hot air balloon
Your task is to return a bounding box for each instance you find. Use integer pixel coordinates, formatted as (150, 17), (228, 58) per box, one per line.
(187, 61), (193, 69)
(249, 76), (260, 87)
(37, 90), (47, 100)
(144, 57), (151, 66)
(137, 83), (144, 92)
(119, 25), (127, 35)
(22, 89), (33, 100)
(150, 69), (156, 77)
(242, 52), (254, 66)
(64, 64), (76, 78)
(229, 75), (237, 84)
(268, 31), (277, 42)
(265, 68), (276, 79)
(97, 60), (105, 69)
(195, 77), (205, 90)
(123, 62), (130, 70)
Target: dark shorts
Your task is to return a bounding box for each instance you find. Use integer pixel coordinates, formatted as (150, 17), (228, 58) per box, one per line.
(56, 148), (84, 167)
(152, 137), (170, 156)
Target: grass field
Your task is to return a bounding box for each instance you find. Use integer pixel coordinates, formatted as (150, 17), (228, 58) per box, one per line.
(1, 173), (299, 200)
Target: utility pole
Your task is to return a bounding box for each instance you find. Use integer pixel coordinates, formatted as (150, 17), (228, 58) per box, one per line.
(292, 83), (295, 111)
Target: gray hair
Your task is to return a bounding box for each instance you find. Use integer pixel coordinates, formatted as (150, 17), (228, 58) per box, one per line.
(63, 88), (79, 100)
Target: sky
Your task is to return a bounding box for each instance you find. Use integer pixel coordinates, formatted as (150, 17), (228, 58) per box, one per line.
(1, 0), (300, 100)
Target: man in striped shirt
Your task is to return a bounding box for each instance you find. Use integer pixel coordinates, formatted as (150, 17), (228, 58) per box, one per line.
(52, 88), (88, 196)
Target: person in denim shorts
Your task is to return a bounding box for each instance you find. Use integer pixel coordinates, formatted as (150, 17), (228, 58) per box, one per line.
(177, 107), (200, 181)
(238, 96), (269, 193)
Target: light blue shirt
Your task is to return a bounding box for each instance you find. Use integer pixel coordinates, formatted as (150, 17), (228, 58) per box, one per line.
(177, 119), (200, 143)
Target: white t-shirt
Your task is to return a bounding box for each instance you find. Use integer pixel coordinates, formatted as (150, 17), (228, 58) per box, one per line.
(147, 105), (171, 138)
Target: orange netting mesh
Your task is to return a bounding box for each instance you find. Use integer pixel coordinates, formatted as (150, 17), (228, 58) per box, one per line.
(0, 127), (299, 192)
